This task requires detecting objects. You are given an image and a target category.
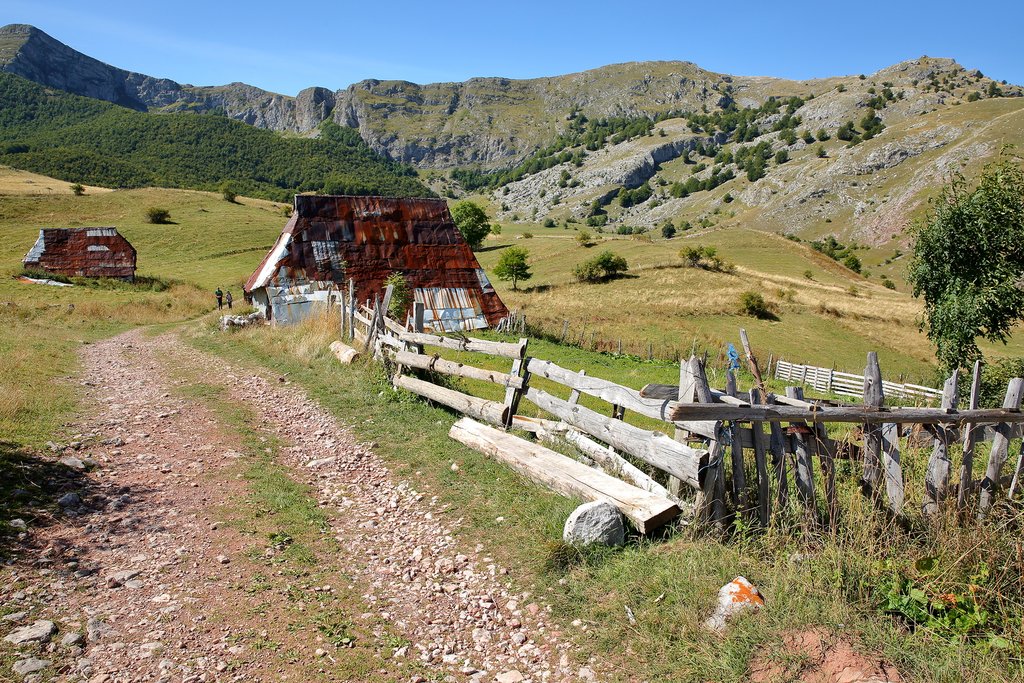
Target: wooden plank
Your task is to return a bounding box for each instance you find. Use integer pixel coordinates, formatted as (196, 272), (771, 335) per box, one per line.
(766, 394), (789, 513)
(347, 278), (355, 342)
(394, 374), (509, 426)
(815, 421), (837, 526)
(958, 360), (983, 508)
(523, 386), (708, 489)
(1007, 441), (1024, 499)
(394, 350), (524, 388)
(563, 429), (672, 499)
(881, 422), (905, 514)
(688, 356), (726, 525)
(978, 378), (1024, 518)
(739, 328), (766, 394)
(749, 388), (770, 526)
(640, 383), (748, 406)
(668, 359), (692, 499)
(527, 358), (719, 438)
(399, 332), (526, 359)
(727, 371), (748, 516)
(666, 404), (1023, 425)
(449, 418), (679, 533)
(502, 338), (529, 429)
(510, 415), (566, 435)
(787, 387), (818, 526)
(923, 373), (958, 516)
(328, 341), (361, 364)
(363, 293), (383, 353)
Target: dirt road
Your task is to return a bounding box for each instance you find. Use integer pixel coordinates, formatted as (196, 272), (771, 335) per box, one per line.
(1, 330), (591, 683)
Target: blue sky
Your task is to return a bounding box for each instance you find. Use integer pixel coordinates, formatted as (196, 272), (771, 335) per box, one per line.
(11, 1), (1024, 95)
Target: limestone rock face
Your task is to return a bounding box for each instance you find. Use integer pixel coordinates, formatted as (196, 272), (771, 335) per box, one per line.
(563, 501), (625, 546)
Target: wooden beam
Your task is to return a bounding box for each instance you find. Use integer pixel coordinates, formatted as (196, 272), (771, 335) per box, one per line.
(958, 360), (983, 509)
(862, 352), (884, 494)
(394, 350), (524, 388)
(923, 373), (958, 516)
(563, 429), (671, 499)
(394, 374), (509, 426)
(749, 388), (770, 526)
(667, 404), (1024, 425)
(449, 418), (679, 533)
(881, 422), (905, 514)
(978, 378), (1024, 518)
(399, 331), (526, 359)
(523, 386), (707, 489)
(640, 383), (748, 406)
(787, 387), (818, 527)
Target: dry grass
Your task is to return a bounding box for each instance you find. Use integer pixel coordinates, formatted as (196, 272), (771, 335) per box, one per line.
(0, 165), (112, 196)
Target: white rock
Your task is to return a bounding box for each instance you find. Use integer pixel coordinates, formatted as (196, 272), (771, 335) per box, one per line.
(563, 501), (625, 546)
(13, 657), (50, 676)
(703, 576), (765, 634)
(495, 671), (525, 683)
(4, 620), (57, 645)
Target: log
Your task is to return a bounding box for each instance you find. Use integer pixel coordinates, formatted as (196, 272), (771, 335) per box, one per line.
(523, 386), (707, 489)
(398, 332), (526, 359)
(958, 360), (983, 508)
(394, 374), (509, 426)
(923, 373), (958, 516)
(449, 418), (679, 533)
(328, 341), (361, 364)
(563, 429), (671, 499)
(394, 350), (524, 388)
(978, 378), (1024, 518)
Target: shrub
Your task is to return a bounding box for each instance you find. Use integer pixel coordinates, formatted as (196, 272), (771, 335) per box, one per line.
(661, 222), (676, 239)
(220, 182), (237, 203)
(543, 218), (556, 228)
(70, 183), (85, 196)
(383, 272), (410, 319)
(573, 250), (628, 283)
(522, 232), (533, 239)
(739, 291), (776, 319)
(980, 358), (1024, 407)
(882, 277), (896, 290)
(146, 207), (171, 224)
(817, 146), (827, 158)
(575, 230), (594, 247)
(843, 253), (862, 273)
(804, 269), (813, 279)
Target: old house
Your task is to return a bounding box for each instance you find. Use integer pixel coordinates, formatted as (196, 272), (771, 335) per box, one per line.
(22, 227), (137, 280)
(244, 195), (508, 330)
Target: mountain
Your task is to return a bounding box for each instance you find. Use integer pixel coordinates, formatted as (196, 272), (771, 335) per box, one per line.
(5, 23), (1019, 173)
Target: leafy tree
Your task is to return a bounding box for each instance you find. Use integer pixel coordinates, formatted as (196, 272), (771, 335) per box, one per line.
(817, 145), (827, 158)
(573, 250), (628, 283)
(383, 272), (410, 319)
(842, 253), (862, 273)
(739, 291), (777, 319)
(775, 149), (789, 164)
(493, 246), (532, 290)
(220, 182), (237, 203)
(907, 157), (1024, 371)
(816, 129), (831, 142)
(661, 222), (676, 239)
(450, 201), (492, 249)
(70, 183), (85, 196)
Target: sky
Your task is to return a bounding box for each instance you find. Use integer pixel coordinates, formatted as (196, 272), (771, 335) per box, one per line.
(9, 0), (1024, 96)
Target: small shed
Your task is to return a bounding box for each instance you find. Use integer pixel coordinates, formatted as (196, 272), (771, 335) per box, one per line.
(244, 195), (508, 330)
(23, 227), (137, 280)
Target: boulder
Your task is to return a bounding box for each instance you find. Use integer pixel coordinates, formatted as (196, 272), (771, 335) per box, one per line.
(563, 500), (625, 546)
(4, 620), (57, 645)
(13, 657), (50, 676)
(703, 576), (764, 633)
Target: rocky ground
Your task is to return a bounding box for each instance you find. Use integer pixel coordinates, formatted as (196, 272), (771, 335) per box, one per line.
(0, 330), (592, 682)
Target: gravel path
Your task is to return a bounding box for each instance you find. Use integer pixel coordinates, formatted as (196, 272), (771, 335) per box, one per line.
(1, 330), (595, 683)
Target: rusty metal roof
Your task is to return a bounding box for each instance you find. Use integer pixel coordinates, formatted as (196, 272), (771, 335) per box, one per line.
(245, 196), (508, 328)
(22, 227), (136, 279)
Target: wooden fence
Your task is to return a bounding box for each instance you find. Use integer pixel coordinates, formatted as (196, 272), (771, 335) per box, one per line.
(774, 359), (943, 402)
(335, 295), (1024, 535)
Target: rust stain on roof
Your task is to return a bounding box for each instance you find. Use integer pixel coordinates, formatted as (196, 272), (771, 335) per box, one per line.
(246, 195), (508, 329)
(22, 227), (137, 279)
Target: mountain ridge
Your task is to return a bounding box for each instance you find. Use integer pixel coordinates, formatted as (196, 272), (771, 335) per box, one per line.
(4, 23), (1017, 171)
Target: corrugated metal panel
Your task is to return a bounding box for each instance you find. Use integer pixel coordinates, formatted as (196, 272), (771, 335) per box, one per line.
(24, 231), (45, 263)
(415, 287), (489, 332)
(244, 195), (508, 327)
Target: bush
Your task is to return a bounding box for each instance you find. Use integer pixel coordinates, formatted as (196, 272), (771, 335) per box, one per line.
(522, 232), (533, 239)
(575, 230), (594, 247)
(573, 250), (628, 283)
(220, 182), (237, 203)
(661, 223), (676, 239)
(980, 358), (1024, 407)
(383, 272), (410, 319)
(70, 183), (85, 196)
(817, 145), (827, 158)
(543, 218), (556, 228)
(882, 277), (896, 290)
(804, 269), (813, 279)
(146, 207), (171, 224)
(739, 291), (777, 319)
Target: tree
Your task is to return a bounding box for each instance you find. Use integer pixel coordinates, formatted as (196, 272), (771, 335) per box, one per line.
(70, 183), (85, 196)
(450, 201), (492, 249)
(493, 246), (532, 290)
(661, 222), (676, 239)
(573, 250), (628, 283)
(842, 253), (862, 273)
(908, 157), (1024, 371)
(383, 272), (410, 319)
(220, 182), (237, 203)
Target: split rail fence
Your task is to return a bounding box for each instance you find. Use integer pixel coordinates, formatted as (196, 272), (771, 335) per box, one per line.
(331, 290), (1024, 535)
(774, 359), (944, 403)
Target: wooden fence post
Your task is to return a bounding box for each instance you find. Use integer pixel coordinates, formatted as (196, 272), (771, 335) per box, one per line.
(880, 422), (905, 515)
(766, 394), (788, 515)
(689, 356), (726, 526)
(958, 360), (983, 509)
(502, 338), (529, 429)
(669, 359), (694, 500)
(978, 378), (1024, 518)
(347, 279), (355, 342)
(749, 387), (770, 526)
(786, 386), (818, 527)
(726, 370), (748, 516)
(862, 352), (884, 495)
(923, 373), (959, 516)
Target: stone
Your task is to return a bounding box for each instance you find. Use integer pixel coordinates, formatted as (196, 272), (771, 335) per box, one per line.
(2, 611), (26, 622)
(562, 501), (625, 546)
(216, 555), (230, 565)
(86, 616), (115, 642)
(61, 632), (84, 647)
(58, 456), (86, 470)
(57, 492), (81, 508)
(13, 658), (50, 676)
(4, 620), (57, 645)
(106, 569), (140, 587)
(495, 671), (525, 683)
(9, 519), (27, 531)
(703, 576), (765, 634)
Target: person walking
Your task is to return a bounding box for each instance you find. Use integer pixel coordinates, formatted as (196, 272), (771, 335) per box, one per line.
(214, 287), (223, 309)
(225, 290), (233, 310)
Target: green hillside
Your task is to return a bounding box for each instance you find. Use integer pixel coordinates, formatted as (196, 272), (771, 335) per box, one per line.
(0, 73), (430, 201)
